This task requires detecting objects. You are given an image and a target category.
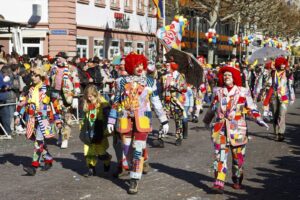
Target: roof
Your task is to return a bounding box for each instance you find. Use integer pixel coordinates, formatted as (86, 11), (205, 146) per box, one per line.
(0, 19), (27, 29)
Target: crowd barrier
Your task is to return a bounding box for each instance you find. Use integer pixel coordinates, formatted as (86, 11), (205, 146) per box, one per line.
(0, 91), (114, 139)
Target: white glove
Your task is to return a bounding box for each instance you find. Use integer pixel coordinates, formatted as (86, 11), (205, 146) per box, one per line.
(3, 76), (10, 83)
(107, 124), (114, 134)
(290, 100), (294, 105)
(162, 123), (169, 135)
(72, 98), (79, 109)
(258, 120), (269, 130)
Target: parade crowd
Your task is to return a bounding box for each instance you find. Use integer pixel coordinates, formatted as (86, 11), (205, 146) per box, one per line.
(0, 50), (298, 194)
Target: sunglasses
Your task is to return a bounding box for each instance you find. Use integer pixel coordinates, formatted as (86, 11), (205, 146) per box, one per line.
(32, 73), (41, 78)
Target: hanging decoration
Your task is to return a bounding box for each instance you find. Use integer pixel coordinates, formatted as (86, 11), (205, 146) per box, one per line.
(205, 28), (218, 44)
(228, 34), (241, 45)
(243, 35), (254, 46)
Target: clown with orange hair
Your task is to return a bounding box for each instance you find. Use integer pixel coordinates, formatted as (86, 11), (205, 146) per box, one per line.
(264, 56), (295, 141)
(203, 64), (268, 193)
(161, 61), (187, 146)
(107, 52), (169, 194)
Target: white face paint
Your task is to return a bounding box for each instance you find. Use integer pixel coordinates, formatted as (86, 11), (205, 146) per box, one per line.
(280, 64), (286, 70)
(223, 71), (233, 86)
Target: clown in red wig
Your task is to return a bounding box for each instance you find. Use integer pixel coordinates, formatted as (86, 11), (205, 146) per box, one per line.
(107, 52), (169, 194)
(161, 61), (188, 145)
(264, 56), (295, 142)
(203, 64), (268, 193)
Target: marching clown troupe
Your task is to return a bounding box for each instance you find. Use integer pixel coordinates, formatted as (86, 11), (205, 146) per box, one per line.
(14, 50), (295, 194)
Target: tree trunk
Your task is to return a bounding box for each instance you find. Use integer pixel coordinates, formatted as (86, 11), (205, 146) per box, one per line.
(208, 48), (214, 64)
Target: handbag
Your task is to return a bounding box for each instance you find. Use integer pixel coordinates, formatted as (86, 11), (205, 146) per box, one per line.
(79, 119), (95, 145)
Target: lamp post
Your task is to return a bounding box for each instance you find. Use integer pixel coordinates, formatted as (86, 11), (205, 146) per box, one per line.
(196, 16), (200, 57)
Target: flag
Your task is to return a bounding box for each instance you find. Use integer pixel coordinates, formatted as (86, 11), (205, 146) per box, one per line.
(152, 0), (164, 19)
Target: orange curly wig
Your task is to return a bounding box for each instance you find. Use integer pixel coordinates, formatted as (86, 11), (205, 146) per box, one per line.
(125, 52), (148, 75)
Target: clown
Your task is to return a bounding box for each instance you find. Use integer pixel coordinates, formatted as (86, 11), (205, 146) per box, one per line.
(266, 57), (295, 141)
(161, 62), (187, 146)
(107, 52), (169, 194)
(203, 65), (268, 193)
(50, 52), (81, 149)
(15, 68), (54, 176)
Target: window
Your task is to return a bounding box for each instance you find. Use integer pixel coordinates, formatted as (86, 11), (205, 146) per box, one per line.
(136, 42), (144, 54)
(124, 41), (133, 55)
(21, 38), (42, 58)
(109, 40), (120, 59)
(110, 0), (119, 8)
(147, 42), (156, 62)
(137, 0), (144, 15)
(94, 39), (104, 59)
(95, 0), (105, 7)
(148, 0), (156, 16)
(77, 38), (88, 58)
(124, 0), (130, 7)
(77, 0), (89, 5)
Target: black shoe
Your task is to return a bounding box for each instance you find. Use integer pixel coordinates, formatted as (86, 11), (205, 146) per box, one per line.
(104, 164), (110, 172)
(128, 179), (139, 194)
(154, 138), (164, 148)
(192, 116), (198, 123)
(199, 109), (203, 114)
(175, 138), (182, 146)
(84, 166), (96, 177)
(41, 163), (52, 171)
(23, 166), (36, 176)
(276, 134), (285, 142)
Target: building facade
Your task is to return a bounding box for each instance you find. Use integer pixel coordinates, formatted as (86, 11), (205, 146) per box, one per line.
(0, 0), (158, 60)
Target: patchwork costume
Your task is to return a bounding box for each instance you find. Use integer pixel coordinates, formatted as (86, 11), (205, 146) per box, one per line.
(50, 52), (81, 148)
(161, 63), (187, 145)
(107, 53), (169, 194)
(264, 57), (295, 141)
(203, 65), (268, 192)
(15, 69), (55, 175)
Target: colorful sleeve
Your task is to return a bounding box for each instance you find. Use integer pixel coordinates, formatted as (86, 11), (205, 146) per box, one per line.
(71, 66), (81, 96)
(108, 77), (123, 125)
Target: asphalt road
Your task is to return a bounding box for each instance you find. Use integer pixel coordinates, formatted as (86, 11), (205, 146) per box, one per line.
(1, 92), (300, 200)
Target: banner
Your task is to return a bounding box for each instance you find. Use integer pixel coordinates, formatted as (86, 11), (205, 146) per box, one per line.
(156, 16), (188, 49)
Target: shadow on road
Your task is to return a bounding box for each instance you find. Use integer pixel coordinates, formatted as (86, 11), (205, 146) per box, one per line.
(150, 162), (215, 194)
(0, 153), (31, 166)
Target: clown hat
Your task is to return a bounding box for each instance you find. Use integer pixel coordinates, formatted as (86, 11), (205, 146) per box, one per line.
(124, 52), (147, 75)
(218, 65), (242, 86)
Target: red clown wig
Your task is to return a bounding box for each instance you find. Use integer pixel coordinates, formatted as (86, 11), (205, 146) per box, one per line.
(218, 65), (242, 87)
(125, 52), (148, 75)
(275, 57), (288, 69)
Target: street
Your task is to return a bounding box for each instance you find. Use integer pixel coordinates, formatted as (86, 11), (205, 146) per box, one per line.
(1, 93), (300, 200)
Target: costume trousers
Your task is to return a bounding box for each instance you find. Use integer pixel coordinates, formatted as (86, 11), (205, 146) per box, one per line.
(32, 140), (53, 167)
(213, 144), (246, 187)
(84, 138), (110, 167)
(271, 97), (287, 135)
(121, 130), (148, 180)
(165, 103), (184, 139)
(32, 124), (53, 167)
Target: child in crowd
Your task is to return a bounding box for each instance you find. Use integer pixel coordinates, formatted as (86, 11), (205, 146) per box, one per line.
(80, 85), (112, 177)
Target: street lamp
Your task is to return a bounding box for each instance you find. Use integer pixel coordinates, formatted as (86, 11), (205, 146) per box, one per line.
(196, 17), (199, 57)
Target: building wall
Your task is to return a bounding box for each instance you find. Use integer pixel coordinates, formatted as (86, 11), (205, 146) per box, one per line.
(48, 0), (77, 56)
(76, 0), (157, 33)
(0, 0), (48, 23)
(0, 0), (157, 59)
